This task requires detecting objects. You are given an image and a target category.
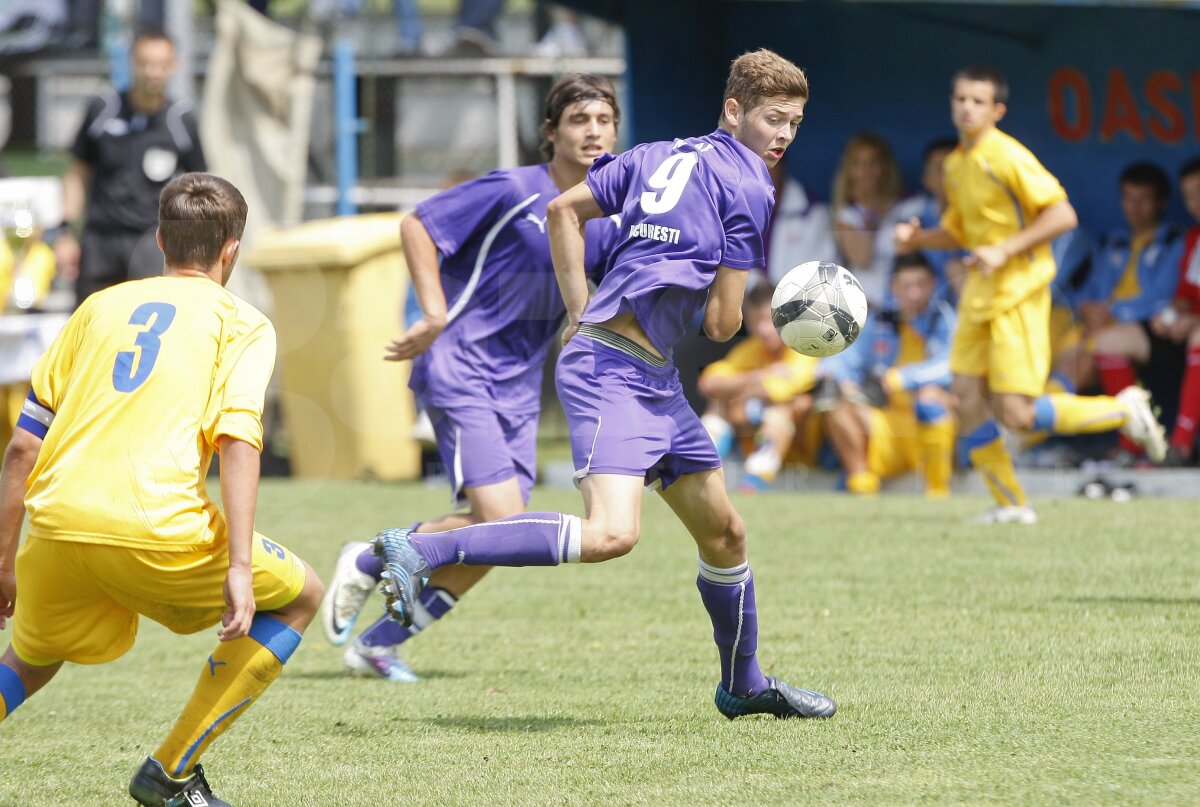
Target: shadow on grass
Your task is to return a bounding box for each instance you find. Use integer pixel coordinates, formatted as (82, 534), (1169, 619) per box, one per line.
(289, 668), (469, 681)
(405, 715), (604, 733)
(1068, 596), (1200, 606)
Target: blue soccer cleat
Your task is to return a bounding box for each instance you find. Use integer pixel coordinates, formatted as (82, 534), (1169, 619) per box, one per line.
(129, 757), (232, 806)
(372, 528), (431, 628)
(715, 677), (837, 720)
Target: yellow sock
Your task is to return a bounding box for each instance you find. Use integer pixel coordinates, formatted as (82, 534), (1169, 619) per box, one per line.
(847, 470), (880, 495)
(153, 616), (300, 778)
(1033, 394), (1126, 435)
(918, 419), (955, 499)
(968, 437), (1027, 507)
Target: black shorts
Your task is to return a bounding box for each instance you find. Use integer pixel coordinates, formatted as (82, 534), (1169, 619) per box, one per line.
(76, 227), (164, 305)
(1140, 320), (1187, 424)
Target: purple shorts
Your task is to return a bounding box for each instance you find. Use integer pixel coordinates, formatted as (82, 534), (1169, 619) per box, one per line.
(555, 334), (721, 491)
(425, 403), (539, 506)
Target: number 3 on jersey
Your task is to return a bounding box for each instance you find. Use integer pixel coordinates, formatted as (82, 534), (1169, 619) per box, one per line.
(640, 152), (698, 214)
(113, 302), (177, 392)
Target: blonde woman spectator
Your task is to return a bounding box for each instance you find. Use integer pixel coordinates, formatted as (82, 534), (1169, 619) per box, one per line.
(832, 131), (902, 305)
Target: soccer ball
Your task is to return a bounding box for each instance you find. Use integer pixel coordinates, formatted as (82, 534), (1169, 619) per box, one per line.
(771, 260), (869, 357)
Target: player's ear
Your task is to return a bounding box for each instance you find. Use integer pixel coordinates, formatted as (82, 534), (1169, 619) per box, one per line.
(155, 228), (164, 253)
(722, 97), (741, 128)
(221, 238), (241, 278)
(994, 102), (1007, 123)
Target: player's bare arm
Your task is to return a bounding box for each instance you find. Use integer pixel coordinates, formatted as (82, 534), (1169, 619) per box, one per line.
(966, 200), (1078, 275)
(216, 436), (260, 641)
(0, 428), (41, 630)
(704, 266), (750, 342)
(894, 217), (960, 253)
(387, 213), (449, 362)
(548, 181), (604, 345)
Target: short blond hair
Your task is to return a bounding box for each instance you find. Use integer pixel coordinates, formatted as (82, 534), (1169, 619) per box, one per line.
(723, 49), (809, 116)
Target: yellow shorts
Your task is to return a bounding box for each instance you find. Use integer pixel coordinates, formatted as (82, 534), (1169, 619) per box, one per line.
(12, 533), (306, 666)
(950, 286), (1051, 397)
(867, 406), (921, 480)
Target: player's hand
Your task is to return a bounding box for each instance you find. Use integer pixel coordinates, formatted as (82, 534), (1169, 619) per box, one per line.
(1079, 301), (1112, 335)
(0, 565), (15, 631)
(385, 317), (445, 362)
(219, 565), (256, 641)
(1169, 312), (1200, 342)
(53, 231), (81, 281)
(965, 244), (1009, 276)
(561, 320), (580, 347)
(1149, 310), (1170, 337)
(893, 217), (921, 253)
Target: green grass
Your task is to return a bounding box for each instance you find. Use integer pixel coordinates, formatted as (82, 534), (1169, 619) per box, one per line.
(2, 483), (1198, 805)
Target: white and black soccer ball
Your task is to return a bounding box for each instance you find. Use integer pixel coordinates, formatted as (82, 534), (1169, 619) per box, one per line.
(771, 260), (869, 357)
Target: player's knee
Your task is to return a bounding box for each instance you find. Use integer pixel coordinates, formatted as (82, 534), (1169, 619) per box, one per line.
(708, 512), (746, 558)
(996, 397), (1034, 431)
(587, 524), (640, 561)
(295, 563), (325, 617)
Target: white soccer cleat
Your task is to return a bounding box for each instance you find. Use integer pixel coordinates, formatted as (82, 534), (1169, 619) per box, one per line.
(969, 505), (1038, 525)
(1116, 386), (1167, 463)
(343, 640), (419, 683)
(320, 541), (376, 646)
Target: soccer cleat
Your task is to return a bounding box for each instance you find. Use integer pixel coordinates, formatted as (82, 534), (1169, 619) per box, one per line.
(319, 541), (376, 646)
(968, 505), (1038, 525)
(715, 677), (837, 720)
(343, 639), (420, 683)
(372, 528), (431, 628)
(1116, 386), (1167, 463)
(129, 757), (232, 806)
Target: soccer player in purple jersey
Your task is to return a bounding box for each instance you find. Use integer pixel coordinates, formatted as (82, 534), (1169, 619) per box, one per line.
(319, 74), (621, 682)
(371, 50), (836, 719)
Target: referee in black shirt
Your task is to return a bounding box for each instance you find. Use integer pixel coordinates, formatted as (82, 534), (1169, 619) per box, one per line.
(54, 28), (206, 305)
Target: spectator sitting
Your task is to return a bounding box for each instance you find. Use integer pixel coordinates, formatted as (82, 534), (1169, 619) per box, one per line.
(824, 253), (957, 497)
(881, 137), (962, 304)
(765, 156), (837, 285)
(1074, 161), (1184, 459)
(831, 131), (902, 307)
(698, 278), (821, 491)
(1153, 157), (1200, 465)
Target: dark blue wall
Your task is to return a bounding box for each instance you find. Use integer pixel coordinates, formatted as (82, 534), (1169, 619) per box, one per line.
(570, 0), (1200, 238)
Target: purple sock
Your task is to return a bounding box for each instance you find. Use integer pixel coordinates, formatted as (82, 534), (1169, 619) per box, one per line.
(356, 522), (423, 580)
(408, 512), (581, 569)
(696, 560), (769, 698)
(359, 586), (458, 647)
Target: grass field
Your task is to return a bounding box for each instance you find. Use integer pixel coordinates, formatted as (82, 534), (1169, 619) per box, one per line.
(1, 481), (1198, 805)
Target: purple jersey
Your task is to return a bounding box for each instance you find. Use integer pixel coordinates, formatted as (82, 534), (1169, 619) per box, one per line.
(582, 128), (774, 357)
(411, 164), (619, 414)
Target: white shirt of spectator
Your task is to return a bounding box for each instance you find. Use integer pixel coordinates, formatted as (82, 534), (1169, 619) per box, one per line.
(767, 176), (838, 286)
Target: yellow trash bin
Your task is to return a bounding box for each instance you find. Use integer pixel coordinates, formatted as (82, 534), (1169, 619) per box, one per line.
(245, 213), (420, 481)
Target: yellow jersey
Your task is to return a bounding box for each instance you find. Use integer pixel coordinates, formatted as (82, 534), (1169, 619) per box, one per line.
(701, 337), (819, 403)
(20, 276), (276, 551)
(941, 128), (1068, 323)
